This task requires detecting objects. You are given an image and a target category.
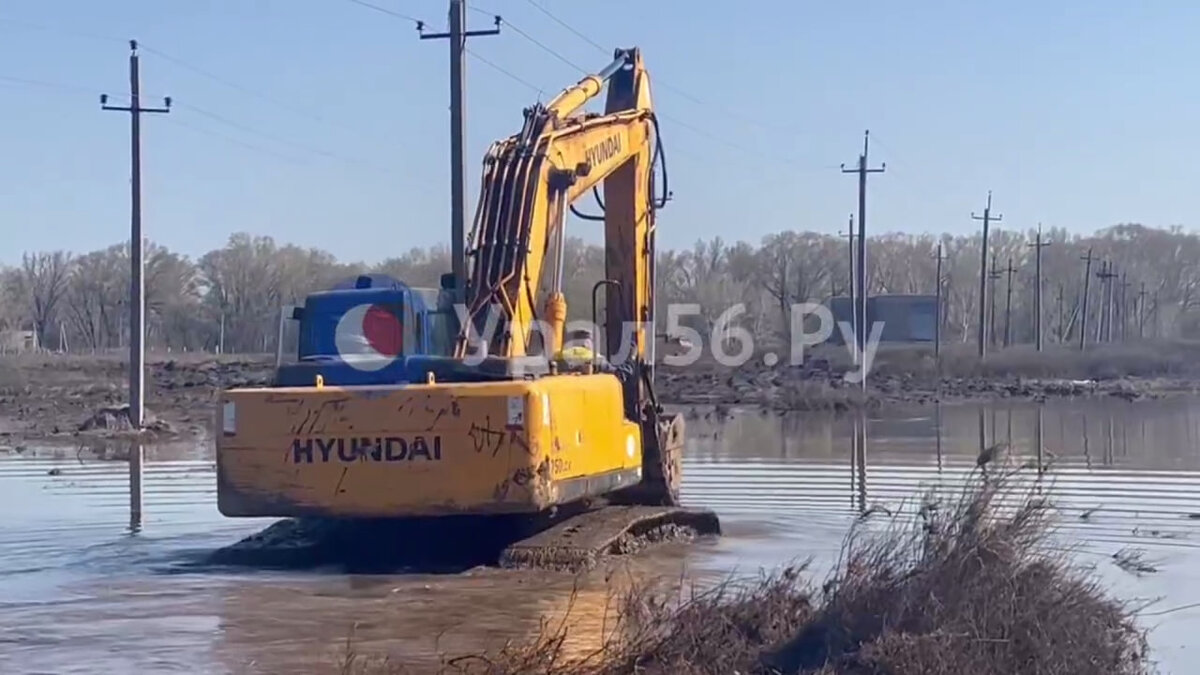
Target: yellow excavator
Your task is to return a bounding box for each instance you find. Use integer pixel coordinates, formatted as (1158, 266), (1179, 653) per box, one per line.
(215, 48), (715, 559)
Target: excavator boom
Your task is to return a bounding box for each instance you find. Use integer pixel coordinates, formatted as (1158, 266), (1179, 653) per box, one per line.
(460, 48), (662, 367)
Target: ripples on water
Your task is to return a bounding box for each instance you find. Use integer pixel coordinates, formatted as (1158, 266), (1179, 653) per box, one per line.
(3, 397), (1200, 672)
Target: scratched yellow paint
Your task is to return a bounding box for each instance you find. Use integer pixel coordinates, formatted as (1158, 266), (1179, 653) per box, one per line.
(215, 373), (642, 518)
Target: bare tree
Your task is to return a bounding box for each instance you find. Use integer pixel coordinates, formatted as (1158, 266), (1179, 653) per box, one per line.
(12, 251), (73, 348)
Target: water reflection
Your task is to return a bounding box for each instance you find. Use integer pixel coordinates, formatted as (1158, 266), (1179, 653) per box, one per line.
(129, 442), (144, 534)
(680, 396), (1200, 549)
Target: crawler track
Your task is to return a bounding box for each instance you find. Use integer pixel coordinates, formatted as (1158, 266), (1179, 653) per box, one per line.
(500, 505), (721, 571)
(204, 506), (720, 573)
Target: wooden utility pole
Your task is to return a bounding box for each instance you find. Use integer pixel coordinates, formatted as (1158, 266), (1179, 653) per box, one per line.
(1028, 224), (1051, 350)
(420, 1), (501, 307)
(841, 131), (885, 379)
(932, 243), (947, 358)
(100, 40), (170, 430)
(972, 192), (1001, 358)
(1079, 248), (1095, 350)
(1002, 257), (1016, 347)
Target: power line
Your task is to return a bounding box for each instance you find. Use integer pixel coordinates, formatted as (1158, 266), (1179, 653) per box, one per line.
(501, 2), (817, 137)
(159, 115), (307, 164)
(174, 101), (402, 173)
(521, 0), (605, 52)
(0, 73), (106, 96)
(344, 0), (422, 24)
(0, 15), (122, 45)
(0, 69), (400, 174)
(1, 15), (406, 147)
(459, 10), (834, 170)
(466, 48), (543, 96)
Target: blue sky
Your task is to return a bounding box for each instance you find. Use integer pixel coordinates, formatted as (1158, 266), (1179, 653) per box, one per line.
(1, 1), (1196, 266)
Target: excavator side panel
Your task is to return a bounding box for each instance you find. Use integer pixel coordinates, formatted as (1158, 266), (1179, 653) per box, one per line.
(216, 374), (643, 518)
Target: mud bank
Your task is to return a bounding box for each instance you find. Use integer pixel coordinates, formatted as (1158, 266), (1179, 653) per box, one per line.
(655, 361), (1199, 413)
(655, 342), (1200, 413)
(0, 353), (273, 447)
(3, 344), (1198, 449)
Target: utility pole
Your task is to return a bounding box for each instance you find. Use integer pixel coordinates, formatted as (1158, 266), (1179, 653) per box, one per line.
(1002, 257), (1016, 347)
(1119, 272), (1130, 342)
(1097, 261), (1118, 343)
(932, 243), (946, 358)
(841, 131), (885, 384)
(988, 254), (1000, 347)
(1152, 290), (1160, 338)
(1079, 248), (1094, 350)
(840, 215), (856, 347)
(1028, 224), (1050, 350)
(971, 191), (1001, 358)
(1137, 282), (1148, 339)
(101, 40), (170, 430)
(420, 1), (501, 307)
(1056, 283), (1065, 343)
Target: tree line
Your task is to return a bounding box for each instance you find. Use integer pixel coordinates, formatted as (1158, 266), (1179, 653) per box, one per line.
(1, 224), (1195, 355)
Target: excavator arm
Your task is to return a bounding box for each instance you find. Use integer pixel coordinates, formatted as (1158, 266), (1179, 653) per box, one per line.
(459, 48), (666, 366)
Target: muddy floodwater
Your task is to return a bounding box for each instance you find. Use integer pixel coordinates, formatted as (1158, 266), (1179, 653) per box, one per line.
(5, 397), (1200, 673)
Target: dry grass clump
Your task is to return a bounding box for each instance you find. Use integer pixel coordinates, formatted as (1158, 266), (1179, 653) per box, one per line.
(340, 468), (1149, 674)
(759, 471), (1147, 674)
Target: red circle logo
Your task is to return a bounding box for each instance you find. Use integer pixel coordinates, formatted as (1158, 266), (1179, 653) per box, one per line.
(334, 303), (404, 371)
(362, 304), (403, 356)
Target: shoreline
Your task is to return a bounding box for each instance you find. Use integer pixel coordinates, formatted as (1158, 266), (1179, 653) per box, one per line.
(1, 347), (1198, 449)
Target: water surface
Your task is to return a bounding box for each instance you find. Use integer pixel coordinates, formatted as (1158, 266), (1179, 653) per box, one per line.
(3, 396), (1199, 673)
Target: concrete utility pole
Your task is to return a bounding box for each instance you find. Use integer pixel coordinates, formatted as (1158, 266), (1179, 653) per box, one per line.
(1056, 283), (1065, 343)
(1002, 257), (1016, 348)
(1152, 290), (1160, 338)
(420, 1), (501, 307)
(101, 40), (170, 430)
(1119, 272), (1131, 342)
(1079, 248), (1095, 350)
(972, 192), (1002, 358)
(840, 214), (856, 346)
(932, 243), (947, 358)
(1137, 282), (1148, 339)
(988, 254), (1001, 347)
(1028, 224), (1051, 350)
(1097, 261), (1118, 343)
(841, 131), (885, 382)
